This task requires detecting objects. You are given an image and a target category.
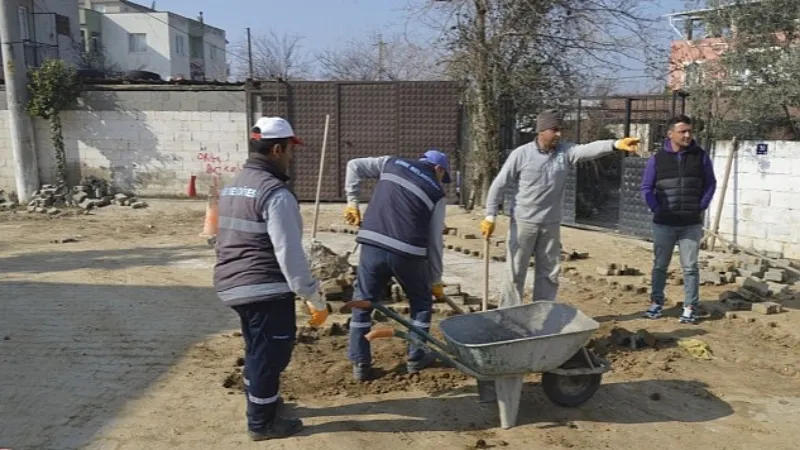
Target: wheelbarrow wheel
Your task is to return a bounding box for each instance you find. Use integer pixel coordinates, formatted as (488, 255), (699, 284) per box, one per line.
(541, 372), (602, 408)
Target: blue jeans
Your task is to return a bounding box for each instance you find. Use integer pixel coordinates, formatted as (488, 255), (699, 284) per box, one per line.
(232, 294), (296, 432)
(348, 244), (432, 364)
(650, 223), (702, 308)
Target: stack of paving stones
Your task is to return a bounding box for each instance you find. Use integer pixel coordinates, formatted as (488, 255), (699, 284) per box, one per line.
(713, 252), (800, 315)
(0, 189), (17, 211)
(19, 176), (148, 216)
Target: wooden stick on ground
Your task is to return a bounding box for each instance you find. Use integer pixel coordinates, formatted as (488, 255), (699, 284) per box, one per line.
(483, 238), (490, 311)
(310, 114), (331, 241)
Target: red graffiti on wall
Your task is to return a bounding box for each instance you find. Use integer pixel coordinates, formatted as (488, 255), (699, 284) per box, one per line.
(197, 152), (222, 163)
(205, 163), (242, 175)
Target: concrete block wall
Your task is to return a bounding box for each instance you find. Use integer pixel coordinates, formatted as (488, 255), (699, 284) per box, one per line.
(707, 140), (800, 259)
(0, 86), (248, 197)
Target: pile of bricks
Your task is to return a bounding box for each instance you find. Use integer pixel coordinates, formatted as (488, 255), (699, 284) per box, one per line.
(18, 177), (148, 216)
(597, 263), (641, 276)
(0, 189), (16, 211)
(715, 253), (799, 315)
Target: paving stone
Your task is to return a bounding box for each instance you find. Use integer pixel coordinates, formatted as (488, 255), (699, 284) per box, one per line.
(752, 302), (782, 315)
(742, 278), (770, 297)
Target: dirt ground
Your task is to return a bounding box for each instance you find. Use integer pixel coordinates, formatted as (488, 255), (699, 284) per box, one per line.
(1, 200), (800, 450)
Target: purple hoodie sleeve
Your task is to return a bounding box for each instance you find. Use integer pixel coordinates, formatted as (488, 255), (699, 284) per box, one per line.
(639, 155), (659, 213)
(700, 152), (717, 210)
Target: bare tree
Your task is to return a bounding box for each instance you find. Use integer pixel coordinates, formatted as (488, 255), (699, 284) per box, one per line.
(316, 32), (445, 81)
(72, 41), (123, 76)
(231, 31), (312, 80)
(412, 0), (664, 207)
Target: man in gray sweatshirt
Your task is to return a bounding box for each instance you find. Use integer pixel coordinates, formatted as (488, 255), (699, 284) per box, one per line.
(481, 109), (640, 305)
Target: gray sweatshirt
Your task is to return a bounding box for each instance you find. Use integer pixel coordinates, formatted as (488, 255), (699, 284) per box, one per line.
(345, 156), (446, 284)
(486, 139), (617, 224)
(263, 189), (319, 299)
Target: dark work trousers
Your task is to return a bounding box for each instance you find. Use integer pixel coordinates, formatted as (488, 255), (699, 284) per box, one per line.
(348, 243), (433, 364)
(232, 293), (296, 433)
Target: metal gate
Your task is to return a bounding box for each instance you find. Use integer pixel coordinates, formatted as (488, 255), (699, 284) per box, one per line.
(244, 80), (463, 202)
(560, 92), (687, 235)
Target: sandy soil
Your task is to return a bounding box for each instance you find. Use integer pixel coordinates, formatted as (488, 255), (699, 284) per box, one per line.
(1, 200), (799, 450)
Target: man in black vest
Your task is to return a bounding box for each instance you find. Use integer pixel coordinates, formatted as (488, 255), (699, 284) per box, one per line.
(343, 149), (450, 381)
(213, 116), (328, 441)
(640, 115), (717, 324)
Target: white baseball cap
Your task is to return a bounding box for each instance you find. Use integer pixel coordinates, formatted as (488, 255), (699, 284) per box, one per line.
(250, 116), (304, 145)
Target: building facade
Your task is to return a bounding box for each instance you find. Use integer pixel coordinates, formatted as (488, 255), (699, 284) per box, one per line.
(1, 0), (82, 71)
(78, 0), (227, 81)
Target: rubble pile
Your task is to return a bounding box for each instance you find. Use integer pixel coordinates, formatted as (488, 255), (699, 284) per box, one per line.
(711, 252), (800, 315)
(0, 189), (16, 211)
(20, 177), (148, 215)
(305, 241), (360, 303)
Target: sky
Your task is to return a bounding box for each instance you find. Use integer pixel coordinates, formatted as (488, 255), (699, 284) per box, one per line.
(153, 0), (695, 93)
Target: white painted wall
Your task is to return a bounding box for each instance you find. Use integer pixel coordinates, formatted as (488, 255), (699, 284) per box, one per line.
(101, 12), (171, 77)
(41, 0), (82, 65)
(707, 140), (800, 259)
(203, 26), (228, 81)
(167, 13), (191, 78)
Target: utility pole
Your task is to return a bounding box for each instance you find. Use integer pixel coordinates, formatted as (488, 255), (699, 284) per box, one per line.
(0, 0), (39, 202)
(246, 27), (253, 79)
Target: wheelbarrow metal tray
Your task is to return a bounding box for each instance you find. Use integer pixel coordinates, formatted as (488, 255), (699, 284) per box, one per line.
(438, 301), (600, 377)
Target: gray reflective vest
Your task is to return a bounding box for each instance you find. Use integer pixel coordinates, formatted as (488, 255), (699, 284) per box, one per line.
(357, 157), (445, 258)
(213, 154), (293, 306)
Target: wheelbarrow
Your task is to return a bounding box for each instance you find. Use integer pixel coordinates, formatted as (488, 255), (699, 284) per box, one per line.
(348, 300), (611, 429)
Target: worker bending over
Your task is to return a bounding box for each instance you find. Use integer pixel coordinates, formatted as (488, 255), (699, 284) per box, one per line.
(213, 117), (328, 441)
(481, 109), (640, 306)
(343, 149), (450, 382)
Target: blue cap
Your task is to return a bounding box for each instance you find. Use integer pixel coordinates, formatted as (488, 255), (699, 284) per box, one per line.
(420, 149), (451, 183)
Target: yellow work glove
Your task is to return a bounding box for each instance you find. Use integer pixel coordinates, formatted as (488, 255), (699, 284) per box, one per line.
(305, 292), (329, 328)
(344, 204), (361, 226)
(614, 137), (641, 152)
(480, 217), (495, 238)
(432, 283), (445, 300)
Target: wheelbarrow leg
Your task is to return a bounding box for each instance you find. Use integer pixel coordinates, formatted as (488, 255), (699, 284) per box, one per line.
(476, 379), (496, 403)
(495, 374), (524, 429)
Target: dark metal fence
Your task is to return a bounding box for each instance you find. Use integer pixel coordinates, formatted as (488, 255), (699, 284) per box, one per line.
(558, 92), (687, 236)
(245, 80), (463, 202)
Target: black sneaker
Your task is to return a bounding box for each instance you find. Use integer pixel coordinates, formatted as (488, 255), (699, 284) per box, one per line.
(248, 416), (304, 441)
(353, 362), (372, 382)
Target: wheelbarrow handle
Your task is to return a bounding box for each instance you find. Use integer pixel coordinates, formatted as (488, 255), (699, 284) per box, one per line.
(365, 328), (396, 341)
(343, 300), (451, 355)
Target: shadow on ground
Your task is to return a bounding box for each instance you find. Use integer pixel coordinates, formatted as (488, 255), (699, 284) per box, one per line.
(0, 280), (232, 449)
(0, 245), (212, 273)
(290, 378), (733, 435)
(594, 298), (727, 324)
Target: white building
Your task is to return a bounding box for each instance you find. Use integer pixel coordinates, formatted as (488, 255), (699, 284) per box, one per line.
(3, 0), (82, 69)
(79, 0), (228, 81)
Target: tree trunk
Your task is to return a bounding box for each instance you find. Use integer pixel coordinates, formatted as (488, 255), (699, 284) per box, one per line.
(50, 113), (67, 191)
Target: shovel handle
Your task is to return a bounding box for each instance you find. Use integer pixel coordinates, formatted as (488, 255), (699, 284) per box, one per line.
(365, 328), (396, 342)
(344, 300), (373, 310)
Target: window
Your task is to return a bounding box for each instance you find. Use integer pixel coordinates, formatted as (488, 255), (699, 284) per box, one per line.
(17, 6), (29, 40)
(55, 14), (70, 36)
(80, 29), (86, 50)
(208, 44), (216, 61)
(128, 33), (147, 53)
(175, 35), (185, 56)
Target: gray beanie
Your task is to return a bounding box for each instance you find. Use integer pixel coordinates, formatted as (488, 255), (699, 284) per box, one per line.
(536, 109), (564, 133)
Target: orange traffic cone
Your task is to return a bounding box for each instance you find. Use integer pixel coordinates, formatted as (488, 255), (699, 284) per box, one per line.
(200, 176), (219, 237)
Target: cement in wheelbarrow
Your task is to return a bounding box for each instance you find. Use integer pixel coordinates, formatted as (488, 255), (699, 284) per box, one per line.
(438, 301), (600, 429)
